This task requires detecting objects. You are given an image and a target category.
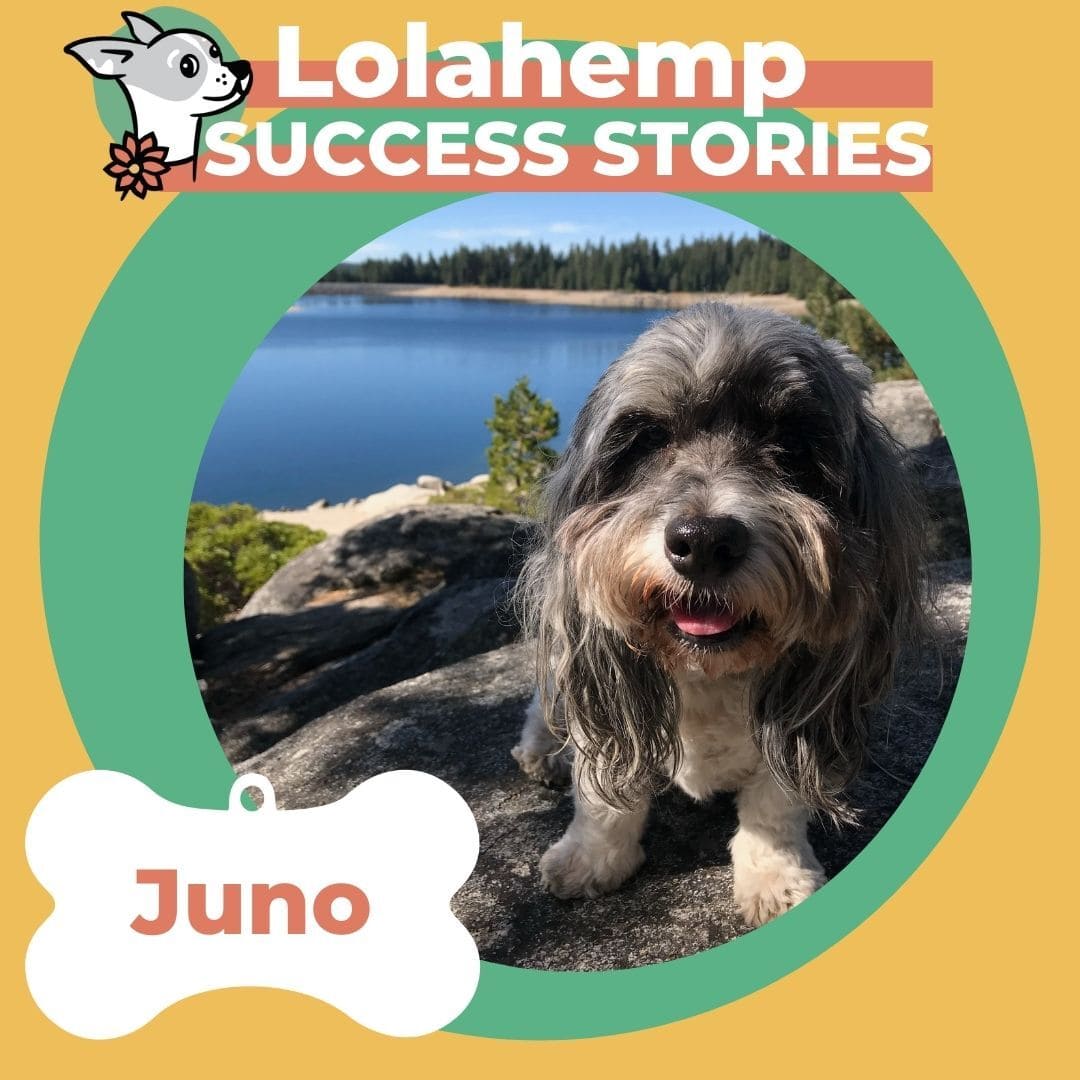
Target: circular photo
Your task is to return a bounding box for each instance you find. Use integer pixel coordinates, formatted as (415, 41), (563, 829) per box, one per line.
(186, 193), (969, 971)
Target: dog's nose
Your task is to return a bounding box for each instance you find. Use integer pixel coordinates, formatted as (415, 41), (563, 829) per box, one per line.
(664, 515), (750, 579)
(225, 59), (251, 80)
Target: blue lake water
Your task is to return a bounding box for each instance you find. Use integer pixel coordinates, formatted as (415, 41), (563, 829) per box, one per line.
(193, 295), (672, 509)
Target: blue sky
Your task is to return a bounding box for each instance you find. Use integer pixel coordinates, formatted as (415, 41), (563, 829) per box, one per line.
(348, 193), (760, 261)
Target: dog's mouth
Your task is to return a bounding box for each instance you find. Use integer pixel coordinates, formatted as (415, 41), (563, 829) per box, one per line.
(204, 83), (245, 102)
(666, 595), (755, 650)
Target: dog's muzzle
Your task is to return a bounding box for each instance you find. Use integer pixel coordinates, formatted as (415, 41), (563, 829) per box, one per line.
(660, 515), (757, 649)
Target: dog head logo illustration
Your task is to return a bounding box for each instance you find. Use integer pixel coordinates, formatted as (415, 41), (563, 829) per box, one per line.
(65, 10), (252, 197)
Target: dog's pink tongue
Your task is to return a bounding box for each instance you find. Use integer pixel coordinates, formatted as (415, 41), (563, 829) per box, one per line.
(670, 600), (738, 637)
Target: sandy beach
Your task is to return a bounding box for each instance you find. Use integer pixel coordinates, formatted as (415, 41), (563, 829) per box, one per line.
(259, 476), (486, 535)
(307, 281), (808, 316)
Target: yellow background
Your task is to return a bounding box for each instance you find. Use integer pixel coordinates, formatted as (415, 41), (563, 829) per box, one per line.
(3, 1), (1075, 1073)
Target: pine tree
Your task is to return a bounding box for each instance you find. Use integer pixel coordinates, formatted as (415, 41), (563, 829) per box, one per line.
(805, 279), (845, 339)
(485, 377), (559, 508)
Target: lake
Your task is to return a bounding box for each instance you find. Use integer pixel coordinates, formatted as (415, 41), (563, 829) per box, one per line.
(193, 295), (672, 508)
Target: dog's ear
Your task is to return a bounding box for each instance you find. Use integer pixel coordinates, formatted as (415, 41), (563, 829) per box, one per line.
(518, 538), (678, 810)
(834, 342), (927, 663)
(64, 37), (141, 78)
(752, 341), (928, 822)
(122, 12), (164, 44)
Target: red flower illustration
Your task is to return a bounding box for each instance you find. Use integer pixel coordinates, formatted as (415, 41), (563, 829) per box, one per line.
(103, 132), (171, 200)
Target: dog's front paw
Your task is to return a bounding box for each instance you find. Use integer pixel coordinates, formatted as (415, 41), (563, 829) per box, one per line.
(732, 849), (826, 928)
(512, 742), (572, 787)
(539, 835), (645, 900)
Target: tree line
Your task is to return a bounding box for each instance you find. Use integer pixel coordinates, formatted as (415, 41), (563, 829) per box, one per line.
(322, 232), (912, 377)
(323, 233), (846, 298)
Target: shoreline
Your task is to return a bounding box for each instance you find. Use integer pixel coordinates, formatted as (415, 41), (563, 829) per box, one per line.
(259, 474), (485, 536)
(306, 281), (808, 317)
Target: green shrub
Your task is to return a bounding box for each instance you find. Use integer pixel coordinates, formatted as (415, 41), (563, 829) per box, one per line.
(431, 477), (532, 514)
(804, 291), (914, 382)
(805, 280), (844, 339)
(484, 376), (559, 511)
(185, 503), (325, 628)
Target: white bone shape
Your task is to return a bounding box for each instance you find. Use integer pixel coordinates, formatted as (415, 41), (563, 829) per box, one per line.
(26, 770), (480, 1039)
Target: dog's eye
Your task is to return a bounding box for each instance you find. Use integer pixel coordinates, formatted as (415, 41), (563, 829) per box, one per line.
(633, 424), (672, 454)
(179, 54), (200, 78)
(776, 436), (816, 476)
(779, 440), (812, 465)
(209, 44), (221, 60)
(774, 433), (834, 497)
(603, 415), (671, 485)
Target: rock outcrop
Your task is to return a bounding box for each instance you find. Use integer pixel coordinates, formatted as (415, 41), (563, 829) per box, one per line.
(195, 379), (971, 970)
(872, 380), (944, 449)
(237, 566), (968, 970)
(240, 504), (531, 617)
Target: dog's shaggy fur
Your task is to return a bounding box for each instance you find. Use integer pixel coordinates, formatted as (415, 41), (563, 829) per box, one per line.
(513, 303), (927, 926)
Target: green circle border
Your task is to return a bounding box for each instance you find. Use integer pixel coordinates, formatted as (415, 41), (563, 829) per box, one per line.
(40, 188), (1038, 1040)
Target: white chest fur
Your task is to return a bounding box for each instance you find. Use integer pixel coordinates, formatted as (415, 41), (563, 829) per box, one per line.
(523, 662), (825, 924)
(670, 671), (763, 801)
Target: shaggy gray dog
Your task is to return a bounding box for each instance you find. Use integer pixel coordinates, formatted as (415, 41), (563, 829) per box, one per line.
(513, 303), (926, 926)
